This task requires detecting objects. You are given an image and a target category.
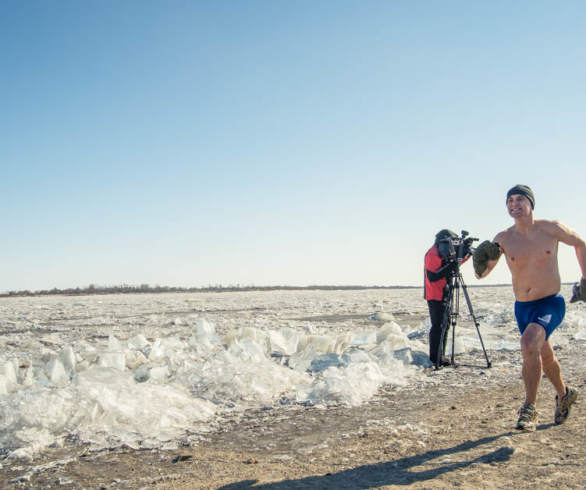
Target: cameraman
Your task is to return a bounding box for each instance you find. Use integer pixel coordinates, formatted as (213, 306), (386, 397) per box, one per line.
(423, 229), (461, 366)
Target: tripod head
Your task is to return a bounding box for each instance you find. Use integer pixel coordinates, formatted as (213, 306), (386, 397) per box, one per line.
(438, 230), (478, 264)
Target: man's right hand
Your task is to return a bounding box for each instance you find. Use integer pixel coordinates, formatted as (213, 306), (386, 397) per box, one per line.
(473, 240), (501, 277)
(570, 278), (586, 303)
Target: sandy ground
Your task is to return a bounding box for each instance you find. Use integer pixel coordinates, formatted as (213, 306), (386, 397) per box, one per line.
(3, 336), (585, 490)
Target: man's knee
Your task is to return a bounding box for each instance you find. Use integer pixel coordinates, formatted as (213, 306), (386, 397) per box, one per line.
(521, 341), (540, 359)
(520, 324), (546, 356)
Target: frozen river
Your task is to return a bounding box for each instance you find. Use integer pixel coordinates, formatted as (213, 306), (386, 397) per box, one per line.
(1, 286), (585, 460)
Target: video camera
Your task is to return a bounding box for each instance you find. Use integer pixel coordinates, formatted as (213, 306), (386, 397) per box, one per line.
(438, 230), (478, 263)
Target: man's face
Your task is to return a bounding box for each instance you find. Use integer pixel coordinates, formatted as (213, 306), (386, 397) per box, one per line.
(507, 194), (532, 218)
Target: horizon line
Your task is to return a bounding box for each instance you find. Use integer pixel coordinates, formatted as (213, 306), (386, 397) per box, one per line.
(0, 282), (520, 298)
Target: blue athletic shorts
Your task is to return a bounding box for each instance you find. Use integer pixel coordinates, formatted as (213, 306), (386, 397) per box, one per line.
(514, 293), (565, 340)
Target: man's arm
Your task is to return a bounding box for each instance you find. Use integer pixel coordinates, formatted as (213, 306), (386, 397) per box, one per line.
(475, 233), (505, 279)
(427, 261), (456, 282)
(549, 221), (586, 279)
(478, 257), (500, 279)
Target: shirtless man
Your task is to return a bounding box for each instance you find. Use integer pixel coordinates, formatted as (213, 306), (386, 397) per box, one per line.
(474, 184), (586, 431)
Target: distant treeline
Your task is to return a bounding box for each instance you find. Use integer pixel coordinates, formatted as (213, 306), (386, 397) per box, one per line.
(0, 282), (519, 298)
(0, 283), (425, 298)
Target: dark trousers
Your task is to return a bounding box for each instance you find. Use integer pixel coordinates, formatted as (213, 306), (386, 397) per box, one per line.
(427, 299), (449, 363)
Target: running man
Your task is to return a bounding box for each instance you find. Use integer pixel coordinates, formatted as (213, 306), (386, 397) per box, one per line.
(474, 184), (586, 431)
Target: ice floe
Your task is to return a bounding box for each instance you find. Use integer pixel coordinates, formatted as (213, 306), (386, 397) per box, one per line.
(1, 286), (584, 460)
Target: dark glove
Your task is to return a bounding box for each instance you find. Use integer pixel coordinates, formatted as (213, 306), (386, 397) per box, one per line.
(570, 278), (586, 303)
(445, 259), (458, 275)
(473, 240), (502, 277)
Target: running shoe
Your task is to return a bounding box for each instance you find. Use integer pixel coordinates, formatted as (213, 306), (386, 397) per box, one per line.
(555, 386), (578, 425)
(515, 404), (538, 431)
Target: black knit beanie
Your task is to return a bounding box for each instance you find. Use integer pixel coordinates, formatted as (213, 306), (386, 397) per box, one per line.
(506, 184), (535, 209)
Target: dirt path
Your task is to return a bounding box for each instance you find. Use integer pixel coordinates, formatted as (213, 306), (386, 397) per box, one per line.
(3, 342), (585, 489)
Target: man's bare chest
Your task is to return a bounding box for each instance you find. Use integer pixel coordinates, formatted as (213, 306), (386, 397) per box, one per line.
(503, 236), (558, 268)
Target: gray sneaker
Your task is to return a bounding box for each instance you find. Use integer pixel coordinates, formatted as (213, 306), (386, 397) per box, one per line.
(555, 386), (578, 425)
(515, 404), (538, 431)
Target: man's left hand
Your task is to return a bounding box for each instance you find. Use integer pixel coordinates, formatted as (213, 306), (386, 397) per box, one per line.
(570, 278), (586, 303)
(473, 240), (501, 277)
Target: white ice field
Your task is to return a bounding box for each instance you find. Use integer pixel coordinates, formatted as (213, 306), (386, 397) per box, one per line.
(1, 286), (585, 460)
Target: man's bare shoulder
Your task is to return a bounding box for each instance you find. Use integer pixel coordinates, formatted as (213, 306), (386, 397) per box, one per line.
(535, 219), (566, 236)
(494, 225), (516, 245)
(536, 219), (582, 245)
(535, 219), (562, 228)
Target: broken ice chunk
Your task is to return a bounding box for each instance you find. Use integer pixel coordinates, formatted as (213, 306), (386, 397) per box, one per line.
(308, 354), (349, 373)
(351, 331), (377, 345)
(108, 334), (124, 352)
(41, 333), (64, 346)
(195, 318), (219, 343)
(134, 363), (169, 382)
(99, 352), (126, 371)
(59, 346), (77, 374)
(46, 358), (70, 386)
(296, 335), (336, 354)
(0, 361), (18, 392)
(125, 350), (148, 370)
(376, 322), (404, 344)
(228, 338), (266, 363)
(370, 312), (396, 322)
(296, 362), (384, 406)
(128, 334), (150, 351)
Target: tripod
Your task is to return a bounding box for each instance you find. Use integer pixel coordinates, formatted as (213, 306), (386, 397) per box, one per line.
(436, 264), (492, 370)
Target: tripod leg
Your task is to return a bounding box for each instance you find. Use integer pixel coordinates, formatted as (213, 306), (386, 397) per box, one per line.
(450, 282), (459, 363)
(459, 274), (492, 368)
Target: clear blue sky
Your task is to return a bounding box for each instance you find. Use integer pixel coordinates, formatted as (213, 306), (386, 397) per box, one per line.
(1, 1), (585, 292)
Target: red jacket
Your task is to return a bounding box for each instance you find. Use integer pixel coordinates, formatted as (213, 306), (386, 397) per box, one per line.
(424, 245), (447, 301)
(424, 245), (469, 301)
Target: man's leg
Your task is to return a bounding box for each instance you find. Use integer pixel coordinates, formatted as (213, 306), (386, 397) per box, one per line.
(520, 323), (546, 407)
(540, 339), (567, 400)
(541, 338), (578, 424)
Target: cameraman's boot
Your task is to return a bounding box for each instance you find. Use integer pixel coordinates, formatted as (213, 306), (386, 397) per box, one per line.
(430, 356), (451, 368)
(429, 328), (449, 366)
(436, 356), (451, 367)
(431, 328), (451, 367)
(429, 343), (451, 367)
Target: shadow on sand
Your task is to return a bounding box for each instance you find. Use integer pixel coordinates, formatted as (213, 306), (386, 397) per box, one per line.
(218, 432), (515, 489)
